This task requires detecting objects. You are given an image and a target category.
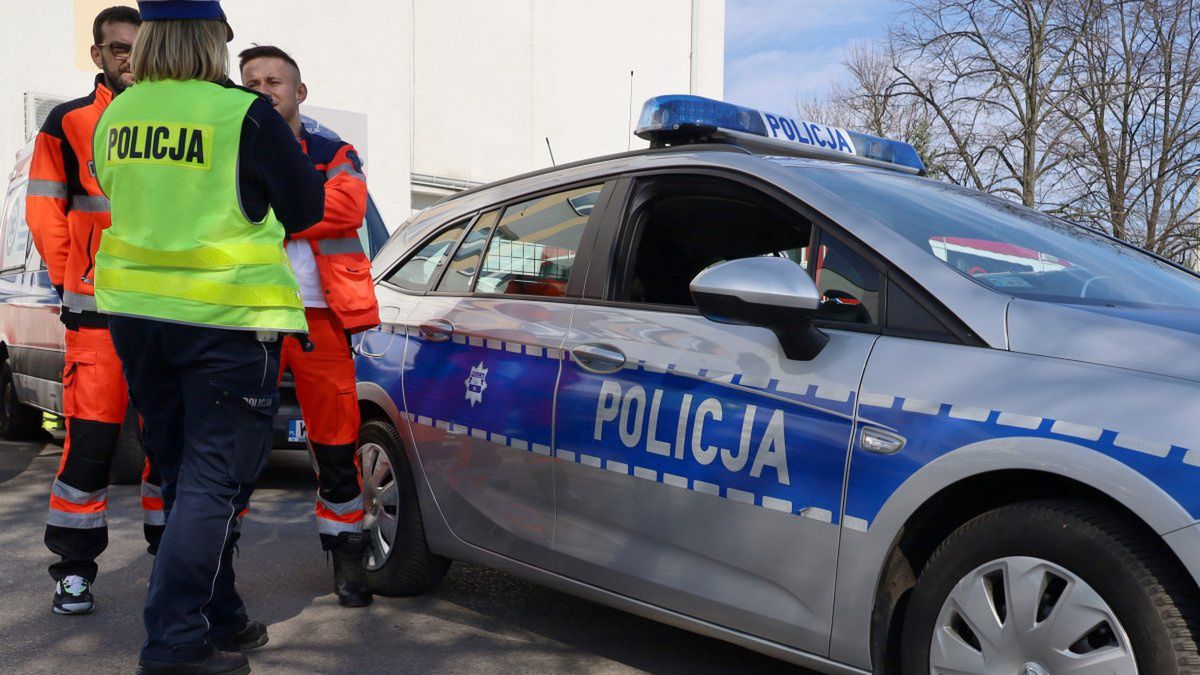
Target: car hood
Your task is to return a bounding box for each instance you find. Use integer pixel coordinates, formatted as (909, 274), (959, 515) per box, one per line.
(1007, 299), (1200, 383)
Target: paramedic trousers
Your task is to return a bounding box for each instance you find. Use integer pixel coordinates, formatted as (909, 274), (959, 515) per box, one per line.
(45, 326), (163, 583)
(280, 307), (362, 549)
(109, 317), (280, 663)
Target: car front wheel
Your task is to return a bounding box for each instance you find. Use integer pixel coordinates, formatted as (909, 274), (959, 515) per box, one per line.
(358, 418), (449, 596)
(902, 501), (1200, 675)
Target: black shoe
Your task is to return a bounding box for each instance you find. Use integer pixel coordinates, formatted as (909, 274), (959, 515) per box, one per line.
(332, 531), (373, 607)
(136, 650), (249, 674)
(52, 575), (94, 615)
(210, 620), (269, 652)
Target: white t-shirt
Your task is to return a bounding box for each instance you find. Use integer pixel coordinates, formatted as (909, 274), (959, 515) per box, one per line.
(286, 239), (328, 308)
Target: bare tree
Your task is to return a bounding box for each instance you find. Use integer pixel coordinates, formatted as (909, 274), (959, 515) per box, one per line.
(798, 42), (949, 177)
(889, 0), (1091, 206)
(1056, 0), (1200, 258)
(794, 0), (1200, 262)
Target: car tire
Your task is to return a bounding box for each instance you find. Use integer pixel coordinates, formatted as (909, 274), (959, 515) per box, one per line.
(359, 418), (450, 596)
(1, 363), (44, 441)
(901, 500), (1200, 674)
(109, 407), (145, 485)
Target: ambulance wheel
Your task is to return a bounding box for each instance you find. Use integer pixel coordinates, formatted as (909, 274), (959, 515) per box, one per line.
(901, 500), (1200, 675)
(359, 419), (449, 596)
(1, 363), (43, 440)
(109, 407), (145, 485)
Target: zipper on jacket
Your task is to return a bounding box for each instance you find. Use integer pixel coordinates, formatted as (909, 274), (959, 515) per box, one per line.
(80, 226), (97, 285)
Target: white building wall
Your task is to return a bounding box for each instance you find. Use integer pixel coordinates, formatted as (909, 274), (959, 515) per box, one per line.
(412, 0), (725, 186)
(0, 0), (724, 224)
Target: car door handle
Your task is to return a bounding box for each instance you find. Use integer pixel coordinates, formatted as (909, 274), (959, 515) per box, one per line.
(356, 329), (393, 358)
(420, 319), (455, 342)
(570, 343), (627, 374)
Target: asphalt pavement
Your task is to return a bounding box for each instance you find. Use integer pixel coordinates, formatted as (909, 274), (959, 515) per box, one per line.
(0, 434), (808, 674)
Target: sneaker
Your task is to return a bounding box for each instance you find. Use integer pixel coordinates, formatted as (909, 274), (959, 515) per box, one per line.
(53, 575), (94, 615)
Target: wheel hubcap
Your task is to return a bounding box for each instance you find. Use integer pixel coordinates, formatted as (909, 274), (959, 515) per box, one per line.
(357, 442), (399, 571)
(930, 556), (1137, 674)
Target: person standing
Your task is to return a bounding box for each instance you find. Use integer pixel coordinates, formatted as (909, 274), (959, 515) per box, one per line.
(26, 5), (164, 617)
(239, 45), (380, 608)
(91, 2), (325, 672)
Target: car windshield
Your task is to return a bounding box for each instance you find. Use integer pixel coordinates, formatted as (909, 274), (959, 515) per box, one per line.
(788, 165), (1200, 310)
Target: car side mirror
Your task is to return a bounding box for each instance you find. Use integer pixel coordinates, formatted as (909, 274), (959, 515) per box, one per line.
(689, 257), (829, 361)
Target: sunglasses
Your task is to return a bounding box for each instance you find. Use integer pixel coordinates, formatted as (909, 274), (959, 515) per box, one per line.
(97, 42), (133, 60)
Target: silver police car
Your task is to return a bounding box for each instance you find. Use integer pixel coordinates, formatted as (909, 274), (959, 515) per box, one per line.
(353, 95), (1200, 674)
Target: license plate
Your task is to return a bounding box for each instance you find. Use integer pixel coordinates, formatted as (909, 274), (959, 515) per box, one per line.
(288, 419), (308, 443)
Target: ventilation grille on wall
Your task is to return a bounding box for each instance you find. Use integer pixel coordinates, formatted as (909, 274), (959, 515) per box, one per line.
(25, 92), (70, 141)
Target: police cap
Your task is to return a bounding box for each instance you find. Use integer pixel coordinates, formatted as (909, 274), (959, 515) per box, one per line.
(136, 0), (234, 41)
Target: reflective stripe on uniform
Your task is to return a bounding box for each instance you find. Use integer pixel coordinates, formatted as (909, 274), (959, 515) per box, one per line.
(27, 179), (69, 199)
(97, 268), (304, 309)
(102, 235), (289, 269)
(315, 238), (365, 256)
(142, 480), (164, 517)
(71, 195), (111, 212)
(48, 509), (107, 529)
(51, 479), (107, 506)
(315, 494), (363, 536)
(316, 517), (362, 536)
(316, 494), (363, 517)
(48, 480), (108, 529)
(325, 163), (365, 182)
(62, 290), (98, 312)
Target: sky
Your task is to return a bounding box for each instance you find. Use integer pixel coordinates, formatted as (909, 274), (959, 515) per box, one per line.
(724, 0), (904, 116)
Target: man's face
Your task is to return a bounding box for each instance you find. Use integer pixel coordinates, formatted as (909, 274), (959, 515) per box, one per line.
(91, 21), (138, 93)
(241, 57), (306, 129)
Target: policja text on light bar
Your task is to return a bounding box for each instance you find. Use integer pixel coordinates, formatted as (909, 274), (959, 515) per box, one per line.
(634, 94), (926, 175)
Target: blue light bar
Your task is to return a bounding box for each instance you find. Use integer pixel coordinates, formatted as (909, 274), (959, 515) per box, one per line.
(634, 94), (925, 175)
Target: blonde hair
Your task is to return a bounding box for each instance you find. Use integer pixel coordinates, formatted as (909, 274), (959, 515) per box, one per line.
(131, 20), (229, 83)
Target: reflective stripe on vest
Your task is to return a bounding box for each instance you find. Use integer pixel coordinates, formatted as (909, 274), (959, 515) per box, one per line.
(27, 179), (69, 199)
(316, 238), (365, 256)
(62, 290), (98, 312)
(98, 268), (303, 309)
(71, 195), (110, 212)
(102, 235), (289, 269)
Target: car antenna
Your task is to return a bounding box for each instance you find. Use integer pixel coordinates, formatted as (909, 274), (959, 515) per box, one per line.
(628, 69), (635, 151)
(545, 137), (556, 166)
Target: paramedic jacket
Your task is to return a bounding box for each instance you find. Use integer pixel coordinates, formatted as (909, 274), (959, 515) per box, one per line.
(289, 128), (380, 334)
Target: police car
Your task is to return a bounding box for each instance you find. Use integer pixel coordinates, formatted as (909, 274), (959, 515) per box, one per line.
(353, 95), (1200, 674)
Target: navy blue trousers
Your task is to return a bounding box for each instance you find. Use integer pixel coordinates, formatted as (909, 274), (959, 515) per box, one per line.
(109, 317), (281, 663)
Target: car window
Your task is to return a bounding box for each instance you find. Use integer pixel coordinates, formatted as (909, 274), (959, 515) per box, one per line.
(813, 234), (881, 324)
(475, 184), (601, 297)
(437, 210), (499, 294)
(617, 175), (812, 307)
(384, 215), (472, 291)
(1, 183), (30, 275)
(793, 166), (1200, 310)
(361, 195), (390, 259)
